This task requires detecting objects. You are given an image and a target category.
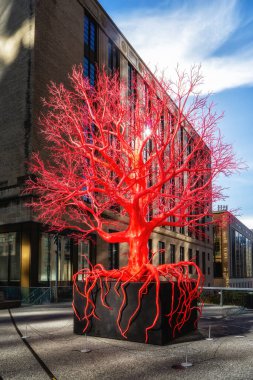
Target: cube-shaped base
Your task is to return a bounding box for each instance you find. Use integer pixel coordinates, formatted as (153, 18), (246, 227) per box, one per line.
(73, 281), (198, 345)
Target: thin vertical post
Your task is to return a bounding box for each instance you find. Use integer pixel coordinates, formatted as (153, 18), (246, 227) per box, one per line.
(220, 290), (223, 307)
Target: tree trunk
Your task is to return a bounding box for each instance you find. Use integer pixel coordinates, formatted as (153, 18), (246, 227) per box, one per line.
(127, 234), (150, 276)
(126, 203), (151, 276)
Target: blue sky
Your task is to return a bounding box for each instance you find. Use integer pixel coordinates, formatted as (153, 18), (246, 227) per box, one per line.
(99, 0), (253, 228)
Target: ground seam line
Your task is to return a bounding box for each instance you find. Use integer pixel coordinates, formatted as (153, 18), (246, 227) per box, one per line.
(8, 309), (57, 380)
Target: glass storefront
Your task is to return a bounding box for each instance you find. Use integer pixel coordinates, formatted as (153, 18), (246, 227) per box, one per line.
(39, 234), (72, 282)
(231, 229), (253, 278)
(0, 232), (20, 282)
(78, 240), (90, 280)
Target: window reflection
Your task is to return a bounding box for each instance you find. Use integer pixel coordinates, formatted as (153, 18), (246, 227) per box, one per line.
(231, 228), (253, 278)
(0, 232), (20, 282)
(39, 234), (72, 282)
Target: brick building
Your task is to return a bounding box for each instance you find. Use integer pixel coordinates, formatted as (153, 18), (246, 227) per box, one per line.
(0, 0), (213, 292)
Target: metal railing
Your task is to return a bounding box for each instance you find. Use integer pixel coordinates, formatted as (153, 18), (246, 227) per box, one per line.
(0, 286), (21, 301)
(22, 287), (52, 305)
(201, 286), (253, 308)
(0, 286), (72, 305)
(1, 285), (253, 308)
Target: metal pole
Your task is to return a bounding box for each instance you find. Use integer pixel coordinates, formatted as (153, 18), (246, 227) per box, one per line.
(55, 234), (59, 303)
(220, 290), (223, 306)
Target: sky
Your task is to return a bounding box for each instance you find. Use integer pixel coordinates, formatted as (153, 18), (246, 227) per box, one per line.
(99, 0), (253, 229)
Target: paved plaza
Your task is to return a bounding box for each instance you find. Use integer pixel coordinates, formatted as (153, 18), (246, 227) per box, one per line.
(1, 302), (253, 380)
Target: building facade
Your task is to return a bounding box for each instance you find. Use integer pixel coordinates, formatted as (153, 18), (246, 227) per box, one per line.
(0, 0), (213, 292)
(213, 207), (253, 288)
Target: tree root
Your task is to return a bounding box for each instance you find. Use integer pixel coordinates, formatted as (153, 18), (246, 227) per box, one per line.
(73, 261), (204, 343)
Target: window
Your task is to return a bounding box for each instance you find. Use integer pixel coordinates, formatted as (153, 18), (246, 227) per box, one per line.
(179, 226), (185, 234)
(230, 228), (252, 279)
(170, 244), (175, 263)
(78, 240), (90, 280)
(208, 267), (210, 275)
(128, 63), (137, 148)
(39, 234), (72, 283)
(169, 217), (176, 232)
(196, 250), (199, 266)
(109, 241), (119, 269)
(188, 248), (193, 273)
(128, 63), (137, 95)
(202, 251), (206, 275)
(84, 13), (97, 85)
(148, 239), (153, 263)
(143, 139), (152, 163)
(0, 232), (20, 282)
(108, 39), (119, 75)
(158, 241), (165, 265)
(84, 15), (96, 51)
(84, 57), (95, 86)
(180, 246), (185, 261)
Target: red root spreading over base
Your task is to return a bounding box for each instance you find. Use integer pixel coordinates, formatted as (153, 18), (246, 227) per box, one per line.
(72, 261), (204, 343)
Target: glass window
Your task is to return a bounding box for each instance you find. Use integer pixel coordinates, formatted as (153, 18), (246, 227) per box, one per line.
(188, 248), (193, 274)
(108, 39), (119, 75)
(170, 244), (175, 263)
(84, 13), (97, 85)
(230, 228), (253, 279)
(180, 246), (185, 261)
(179, 226), (185, 235)
(90, 62), (95, 86)
(78, 240), (90, 280)
(196, 250), (199, 266)
(158, 241), (165, 265)
(84, 56), (89, 78)
(84, 14), (96, 52)
(90, 22), (96, 52)
(60, 236), (72, 282)
(84, 15), (89, 45)
(0, 232), (20, 282)
(39, 234), (72, 283)
(148, 239), (153, 263)
(128, 63), (137, 96)
(202, 251), (206, 275)
(83, 58), (95, 86)
(109, 242), (119, 270)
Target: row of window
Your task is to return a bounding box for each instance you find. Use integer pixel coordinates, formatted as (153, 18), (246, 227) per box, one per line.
(150, 240), (210, 275)
(0, 232), (212, 284)
(230, 282), (253, 288)
(107, 240), (211, 277)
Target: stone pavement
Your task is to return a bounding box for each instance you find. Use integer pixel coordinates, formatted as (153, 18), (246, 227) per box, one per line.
(1, 303), (253, 380)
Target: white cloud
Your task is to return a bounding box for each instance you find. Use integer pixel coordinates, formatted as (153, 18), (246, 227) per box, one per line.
(238, 215), (253, 229)
(113, 0), (253, 93)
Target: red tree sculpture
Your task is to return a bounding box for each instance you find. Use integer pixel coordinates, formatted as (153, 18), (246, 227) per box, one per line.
(26, 66), (239, 342)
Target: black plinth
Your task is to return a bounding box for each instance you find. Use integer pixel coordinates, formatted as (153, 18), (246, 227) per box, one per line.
(73, 281), (198, 345)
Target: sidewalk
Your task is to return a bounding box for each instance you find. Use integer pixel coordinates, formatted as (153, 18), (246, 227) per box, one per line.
(1, 303), (253, 380)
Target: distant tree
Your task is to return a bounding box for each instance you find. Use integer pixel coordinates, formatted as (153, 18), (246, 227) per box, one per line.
(26, 66), (240, 341)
